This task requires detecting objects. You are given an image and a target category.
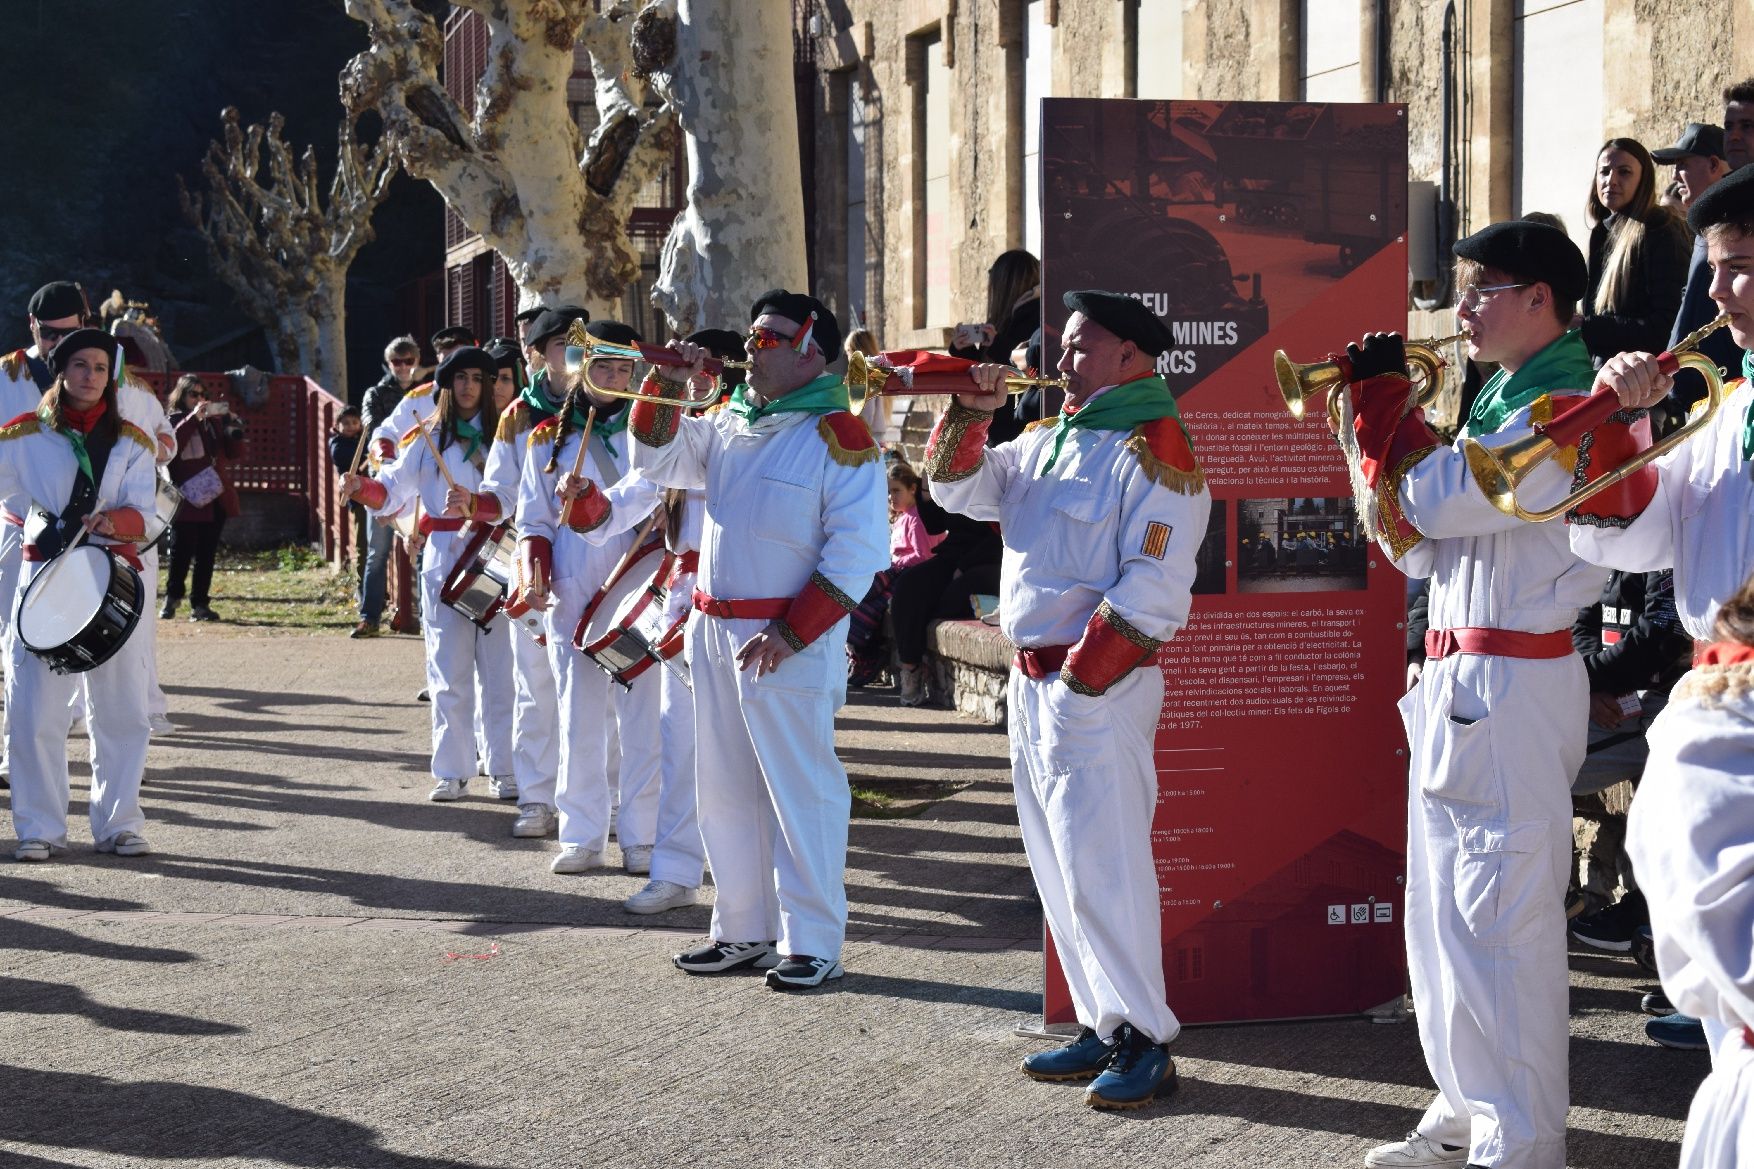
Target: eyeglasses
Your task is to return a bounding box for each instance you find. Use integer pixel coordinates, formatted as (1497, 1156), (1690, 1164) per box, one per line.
(388, 357), (417, 367)
(745, 326), (793, 351)
(1457, 282), (1532, 309)
(35, 325), (72, 345)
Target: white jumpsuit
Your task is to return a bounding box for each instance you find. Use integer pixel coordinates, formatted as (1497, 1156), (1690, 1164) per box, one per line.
(1624, 659), (1754, 1169)
(479, 398), (563, 809)
(930, 405), (1211, 1046)
(632, 406), (887, 961)
(584, 486), (707, 888)
(1386, 404), (1607, 1169)
(0, 410), (158, 847)
(518, 420), (659, 855)
(117, 382), (175, 724)
(365, 420), (514, 786)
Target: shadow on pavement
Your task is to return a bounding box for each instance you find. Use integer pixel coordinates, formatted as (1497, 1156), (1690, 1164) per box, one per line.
(0, 918), (197, 964)
(0, 1064), (506, 1168)
(834, 972), (1040, 1013)
(0, 976), (243, 1035)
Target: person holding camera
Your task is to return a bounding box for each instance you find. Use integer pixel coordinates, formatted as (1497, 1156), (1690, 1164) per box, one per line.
(161, 374), (243, 622)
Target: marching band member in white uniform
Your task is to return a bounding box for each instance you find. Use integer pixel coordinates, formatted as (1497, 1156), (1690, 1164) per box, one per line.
(115, 362), (176, 734)
(453, 313), (588, 836)
(1561, 164), (1754, 1168)
(1, 330), (159, 860)
(927, 291), (1210, 1111)
(513, 321), (659, 875)
(1623, 577), (1754, 1169)
(1340, 223), (1607, 1169)
(632, 290), (888, 990)
(342, 347), (513, 803)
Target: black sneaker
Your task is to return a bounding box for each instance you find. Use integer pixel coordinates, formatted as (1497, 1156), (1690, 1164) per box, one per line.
(764, 954), (844, 990)
(673, 940), (781, 975)
(1640, 990), (1674, 1017)
(1570, 892), (1648, 953)
(189, 605), (220, 622)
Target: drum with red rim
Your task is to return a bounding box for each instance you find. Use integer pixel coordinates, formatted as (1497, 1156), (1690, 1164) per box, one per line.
(573, 539), (684, 687)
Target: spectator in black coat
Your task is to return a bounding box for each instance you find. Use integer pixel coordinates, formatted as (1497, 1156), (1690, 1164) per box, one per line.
(1580, 138), (1692, 365)
(328, 406), (366, 592)
(951, 249), (1042, 443)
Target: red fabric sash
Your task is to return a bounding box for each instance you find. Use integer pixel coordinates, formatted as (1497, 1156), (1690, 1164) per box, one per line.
(1424, 627), (1573, 661)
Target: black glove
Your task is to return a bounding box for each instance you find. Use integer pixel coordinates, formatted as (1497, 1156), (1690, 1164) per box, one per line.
(1344, 333), (1407, 382)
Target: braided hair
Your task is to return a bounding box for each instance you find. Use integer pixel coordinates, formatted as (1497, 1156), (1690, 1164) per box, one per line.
(543, 378), (588, 475)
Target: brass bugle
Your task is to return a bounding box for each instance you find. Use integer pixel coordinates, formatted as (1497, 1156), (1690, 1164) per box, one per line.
(1275, 331), (1470, 427)
(560, 321), (747, 407)
(845, 350), (1069, 414)
(1465, 312), (1731, 522)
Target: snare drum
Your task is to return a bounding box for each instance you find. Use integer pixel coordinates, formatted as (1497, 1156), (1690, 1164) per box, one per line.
(493, 536), (548, 645)
(142, 473), (183, 546)
(16, 545), (144, 675)
(573, 540), (679, 687)
(440, 523), (512, 629)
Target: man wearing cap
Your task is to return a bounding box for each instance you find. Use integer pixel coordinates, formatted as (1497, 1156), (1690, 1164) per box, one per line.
(431, 325), (477, 361)
(1335, 222), (1607, 1168)
(630, 290), (888, 989)
(1566, 161), (1754, 1169)
(513, 320), (662, 876)
(923, 290), (1208, 1111)
(0, 329), (159, 861)
(1658, 123), (1741, 415)
(447, 306), (589, 836)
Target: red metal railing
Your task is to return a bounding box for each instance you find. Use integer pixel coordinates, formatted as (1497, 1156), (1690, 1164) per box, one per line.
(136, 371), (418, 630)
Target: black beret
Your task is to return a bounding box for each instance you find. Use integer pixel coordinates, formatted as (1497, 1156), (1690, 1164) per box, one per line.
(527, 306), (591, 350)
(1453, 221), (1587, 307)
(749, 288), (842, 358)
(29, 281), (88, 322)
(484, 337), (524, 370)
(1688, 162), (1754, 233)
(49, 327), (118, 375)
(434, 346), (497, 389)
(431, 325), (477, 349)
(685, 328), (745, 361)
(513, 306), (546, 324)
(585, 319), (643, 348)
(1062, 289), (1175, 356)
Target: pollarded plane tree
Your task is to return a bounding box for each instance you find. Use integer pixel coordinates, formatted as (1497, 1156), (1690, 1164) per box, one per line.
(178, 107), (396, 399)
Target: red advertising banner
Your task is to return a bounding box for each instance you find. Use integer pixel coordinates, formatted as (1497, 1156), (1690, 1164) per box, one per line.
(1041, 99), (1412, 1024)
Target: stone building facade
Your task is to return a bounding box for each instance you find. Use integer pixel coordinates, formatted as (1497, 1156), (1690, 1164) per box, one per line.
(795, 0), (1754, 356)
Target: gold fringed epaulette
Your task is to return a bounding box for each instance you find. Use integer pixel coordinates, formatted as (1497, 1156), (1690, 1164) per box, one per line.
(527, 416), (562, 449)
(495, 401), (535, 443)
(1124, 418), (1206, 495)
(817, 412), (879, 468)
(119, 421), (155, 456)
(0, 350), (26, 381)
(1530, 395), (1579, 476)
(1024, 415), (1060, 432)
(0, 413), (40, 441)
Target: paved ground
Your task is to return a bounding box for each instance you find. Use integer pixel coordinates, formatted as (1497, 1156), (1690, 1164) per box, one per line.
(0, 634), (1698, 1168)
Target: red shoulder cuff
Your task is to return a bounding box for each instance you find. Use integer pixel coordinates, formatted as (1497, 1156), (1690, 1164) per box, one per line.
(1063, 602), (1164, 696)
(467, 492), (502, 525)
(518, 536), (553, 595)
(922, 400), (992, 482)
(778, 573), (860, 651)
(104, 508), (146, 541)
(561, 481), (611, 532)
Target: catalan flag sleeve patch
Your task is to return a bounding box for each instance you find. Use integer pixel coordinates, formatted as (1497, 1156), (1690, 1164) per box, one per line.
(1141, 521), (1171, 560)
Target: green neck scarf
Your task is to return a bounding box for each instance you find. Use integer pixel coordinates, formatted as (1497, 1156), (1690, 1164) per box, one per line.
(523, 370), (563, 422)
(452, 416), (483, 463)
(728, 373), (849, 426)
(1465, 330), (1593, 437)
(42, 400), (95, 484)
(591, 404), (629, 463)
(1039, 374), (1186, 477)
(1741, 350), (1754, 462)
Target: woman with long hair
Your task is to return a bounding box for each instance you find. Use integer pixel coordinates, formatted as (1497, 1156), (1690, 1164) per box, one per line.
(1580, 137), (1692, 363)
(161, 374), (244, 622)
(952, 249), (1044, 436)
(341, 346), (514, 803)
(0, 330), (160, 860)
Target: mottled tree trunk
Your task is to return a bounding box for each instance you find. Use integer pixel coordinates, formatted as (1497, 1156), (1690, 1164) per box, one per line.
(649, 0), (808, 334)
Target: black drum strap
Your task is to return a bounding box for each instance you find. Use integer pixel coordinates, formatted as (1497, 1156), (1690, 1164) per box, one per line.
(32, 427), (118, 560)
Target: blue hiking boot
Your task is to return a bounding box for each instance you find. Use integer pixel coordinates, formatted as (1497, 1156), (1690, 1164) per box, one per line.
(1085, 1024), (1177, 1111)
(1021, 1027), (1112, 1082)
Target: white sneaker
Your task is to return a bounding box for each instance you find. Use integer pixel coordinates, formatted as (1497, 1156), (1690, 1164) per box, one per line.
(428, 777), (467, 802)
(1363, 1132), (1469, 1167)
(95, 831), (152, 857)
(511, 803), (556, 838)
(13, 839), (55, 862)
(550, 845), (601, 874)
(624, 879), (698, 915)
(621, 844), (653, 875)
(486, 775), (518, 801)
(148, 714), (177, 735)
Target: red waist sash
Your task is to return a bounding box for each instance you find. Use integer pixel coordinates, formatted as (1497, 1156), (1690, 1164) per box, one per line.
(691, 588), (788, 620)
(1424, 627), (1572, 661)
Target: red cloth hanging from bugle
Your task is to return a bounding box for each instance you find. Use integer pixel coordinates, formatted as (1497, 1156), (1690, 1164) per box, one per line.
(868, 350), (986, 395)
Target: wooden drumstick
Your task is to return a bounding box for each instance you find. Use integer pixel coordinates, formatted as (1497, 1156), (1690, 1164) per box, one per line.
(414, 411), (460, 493)
(565, 404), (599, 483)
(346, 415), (370, 477)
(598, 507), (664, 592)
